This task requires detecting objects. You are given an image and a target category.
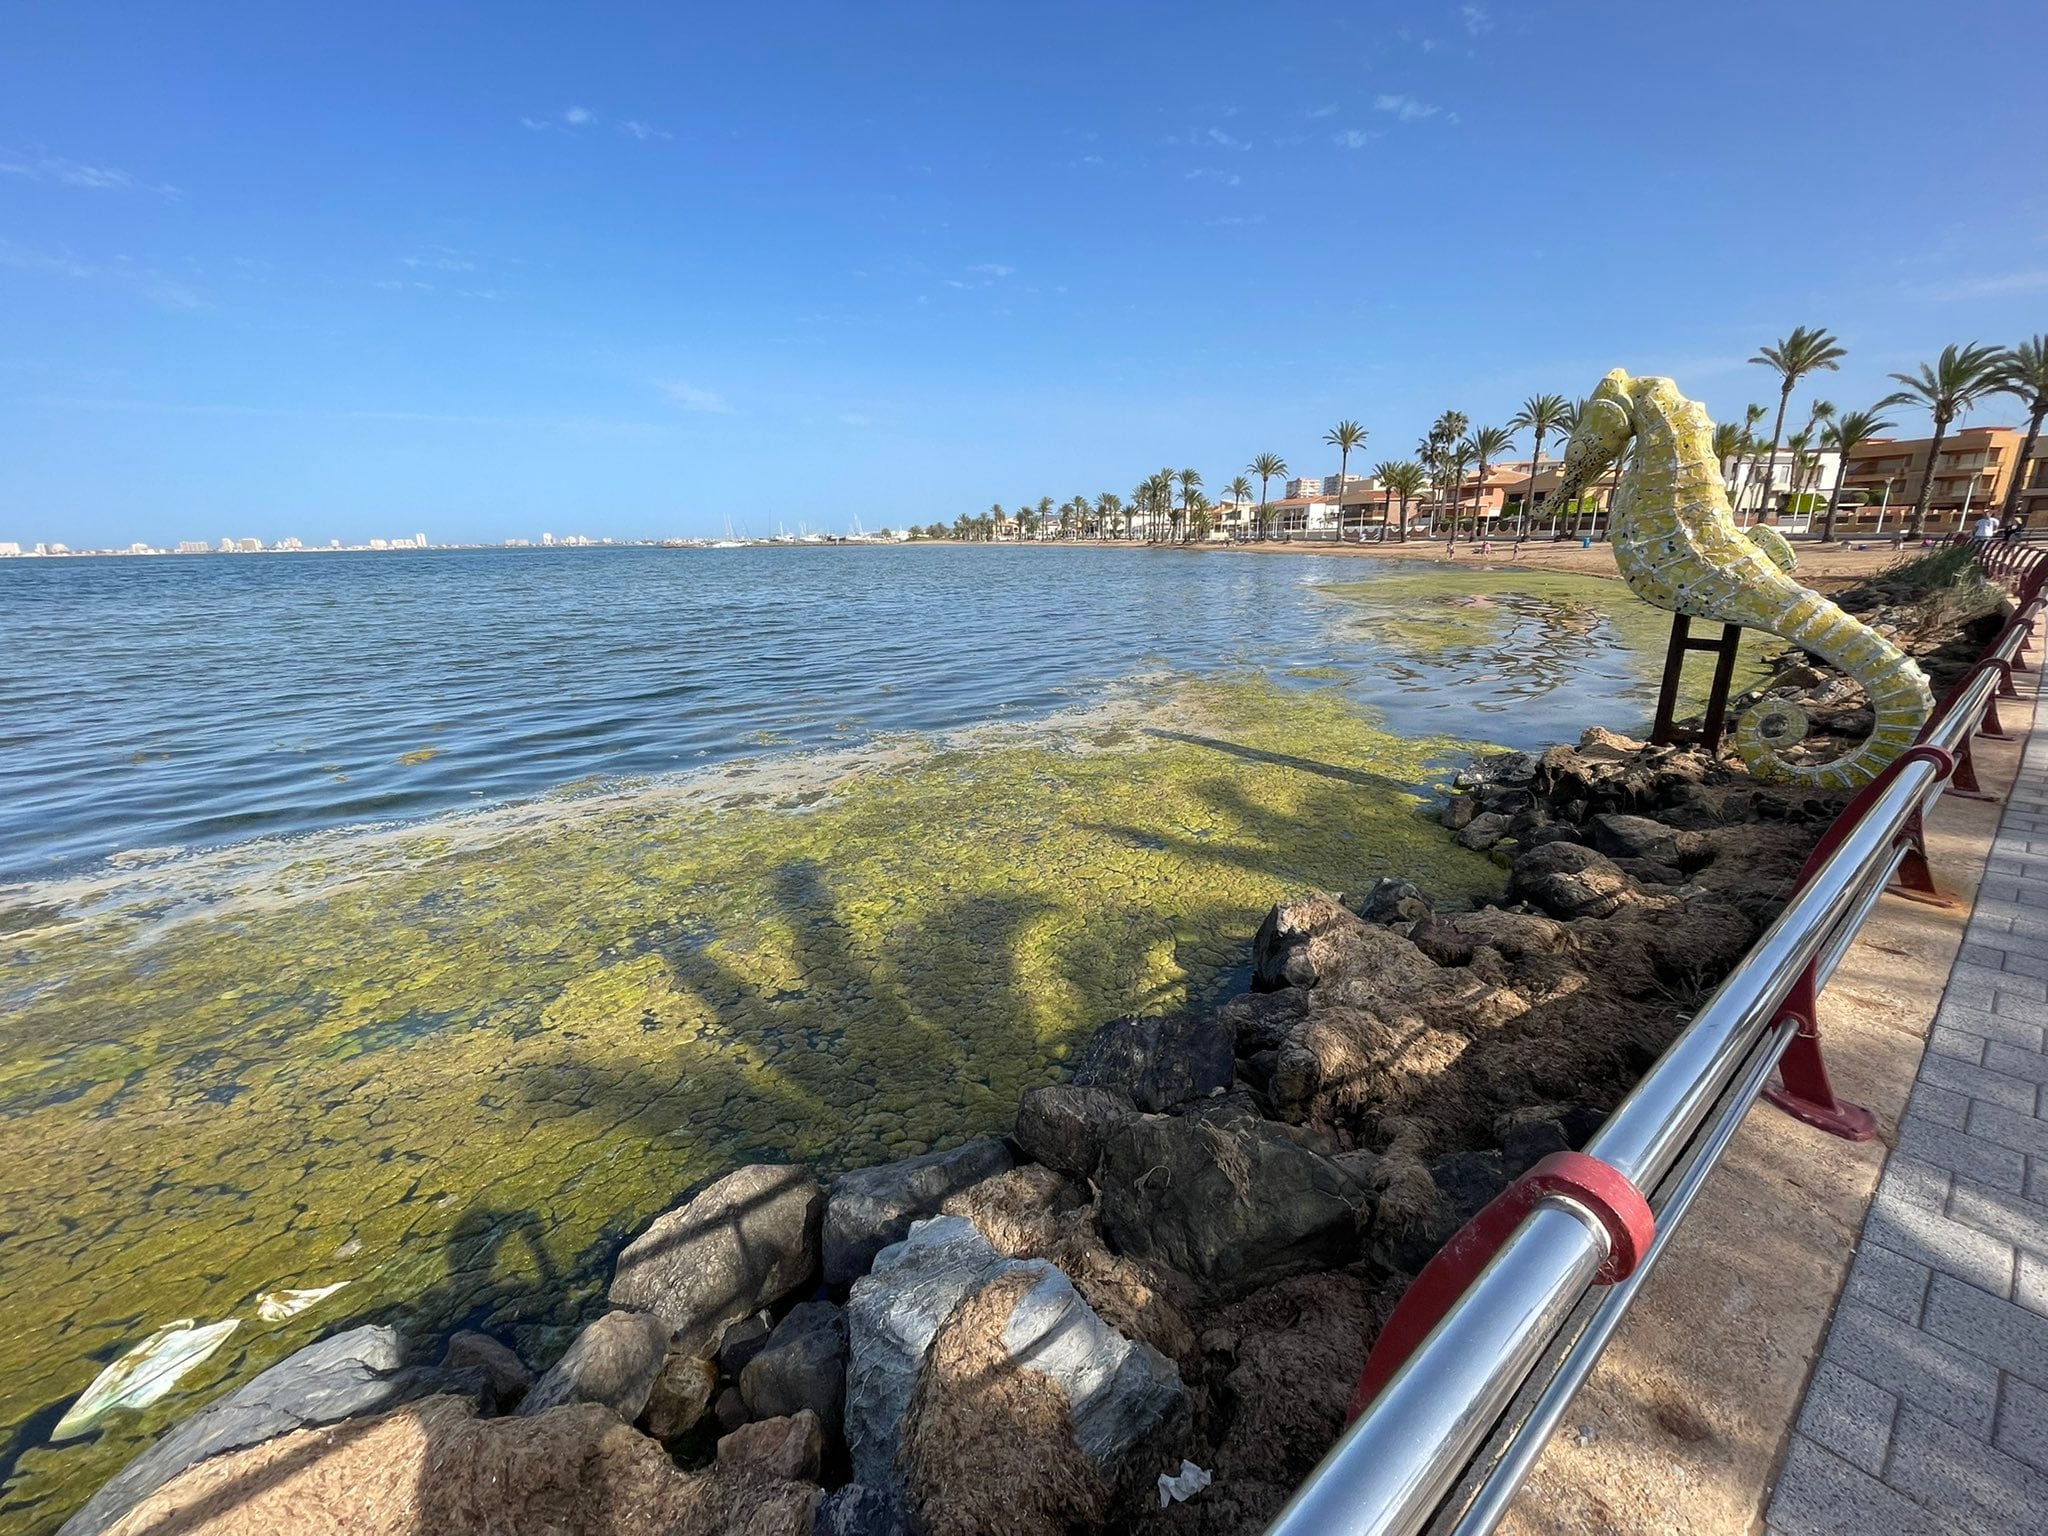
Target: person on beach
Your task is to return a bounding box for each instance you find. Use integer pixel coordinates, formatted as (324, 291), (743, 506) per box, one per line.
(1972, 512), (1999, 542)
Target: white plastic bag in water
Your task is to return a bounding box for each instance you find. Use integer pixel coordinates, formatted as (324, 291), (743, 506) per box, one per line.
(1158, 1459), (1213, 1507)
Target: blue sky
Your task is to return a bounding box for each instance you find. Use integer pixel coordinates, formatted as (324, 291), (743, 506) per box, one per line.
(3, 0), (2044, 547)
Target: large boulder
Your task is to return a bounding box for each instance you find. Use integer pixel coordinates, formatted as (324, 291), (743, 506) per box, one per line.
(641, 1350), (718, 1441)
(95, 1394), (821, 1536)
(740, 1301), (847, 1439)
(823, 1138), (1014, 1287)
(609, 1164), (824, 1356)
(1252, 892), (1380, 991)
(1096, 1112), (1369, 1299)
(61, 1326), (474, 1536)
(846, 1218), (1184, 1523)
(1588, 813), (1708, 869)
(518, 1310), (670, 1421)
(1507, 840), (1638, 919)
(813, 1484), (912, 1536)
(1354, 877), (1434, 926)
(1013, 1084), (1134, 1179)
(1071, 1013), (1234, 1113)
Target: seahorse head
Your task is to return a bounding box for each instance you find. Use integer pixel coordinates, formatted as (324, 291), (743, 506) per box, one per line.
(1553, 368), (1637, 505)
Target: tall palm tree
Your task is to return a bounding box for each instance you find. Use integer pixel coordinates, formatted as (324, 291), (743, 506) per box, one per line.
(1796, 401), (1836, 512)
(987, 503), (1005, 542)
(1249, 453), (1287, 542)
(1324, 420), (1367, 540)
(1375, 460), (1425, 542)
(1177, 469), (1204, 544)
(1883, 341), (2006, 537)
(1783, 427), (1813, 523)
(1036, 496), (1055, 541)
(1441, 437), (1475, 545)
(1749, 327), (1846, 523)
(1819, 407), (1895, 542)
(1732, 402), (1768, 514)
(1712, 420), (1745, 489)
(1507, 394), (1567, 547)
(1424, 410), (1467, 537)
(1224, 474), (1254, 540)
(1463, 425), (1516, 543)
(1992, 337), (2048, 524)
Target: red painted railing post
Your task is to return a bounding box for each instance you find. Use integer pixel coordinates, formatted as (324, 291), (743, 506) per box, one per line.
(1763, 965), (1880, 1141)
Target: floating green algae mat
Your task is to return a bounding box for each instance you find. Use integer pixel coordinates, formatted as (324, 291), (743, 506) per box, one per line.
(1317, 566), (1775, 718)
(0, 675), (1499, 1533)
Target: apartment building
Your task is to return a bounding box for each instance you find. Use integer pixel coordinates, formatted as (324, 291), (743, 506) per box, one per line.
(1837, 426), (2025, 532)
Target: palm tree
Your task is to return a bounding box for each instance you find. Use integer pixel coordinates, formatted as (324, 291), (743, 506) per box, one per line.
(1731, 403), (1768, 514)
(1819, 407), (1895, 541)
(1423, 411), (1467, 538)
(1462, 426), (1516, 544)
(1249, 453), (1287, 542)
(1749, 327), (1846, 523)
(1783, 427), (1813, 524)
(1096, 491), (1123, 540)
(1177, 469), (1204, 544)
(1712, 420), (1745, 490)
(1224, 474), (1254, 541)
(1441, 437), (1475, 545)
(1883, 341), (2006, 537)
(1324, 420), (1367, 539)
(1992, 337), (2048, 524)
(1036, 496), (1055, 541)
(1507, 394), (1566, 547)
(1375, 460), (1425, 542)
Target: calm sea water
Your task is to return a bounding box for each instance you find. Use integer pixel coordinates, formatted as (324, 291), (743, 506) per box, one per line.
(2, 546), (1667, 884)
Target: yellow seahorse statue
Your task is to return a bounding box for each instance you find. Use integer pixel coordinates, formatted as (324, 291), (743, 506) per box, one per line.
(1553, 369), (1932, 790)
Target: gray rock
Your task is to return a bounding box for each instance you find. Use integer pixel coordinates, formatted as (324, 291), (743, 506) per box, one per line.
(1354, 876), (1434, 926)
(1097, 1113), (1368, 1298)
(1455, 811), (1512, 850)
(1072, 1012), (1234, 1113)
(718, 1408), (825, 1482)
(741, 1300), (847, 1439)
(609, 1163), (824, 1356)
(1589, 813), (1708, 869)
(823, 1138), (1013, 1287)
(1013, 1083), (1134, 1179)
(517, 1309), (670, 1421)
(1372, 1150), (1509, 1275)
(1507, 840), (1638, 919)
(717, 1311), (774, 1378)
(59, 1325), (463, 1536)
(715, 1384), (751, 1433)
(845, 1218), (1009, 1490)
(844, 1216), (1185, 1503)
(439, 1330), (531, 1413)
(812, 1483), (911, 1536)
(1440, 795), (1478, 831)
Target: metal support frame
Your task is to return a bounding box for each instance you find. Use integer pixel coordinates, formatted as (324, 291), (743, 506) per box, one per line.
(1649, 612), (1744, 747)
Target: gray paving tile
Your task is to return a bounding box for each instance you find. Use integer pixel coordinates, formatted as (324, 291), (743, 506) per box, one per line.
(1766, 1435), (1950, 1536)
(1896, 1114), (2030, 1193)
(1996, 1375), (2048, 1476)
(1910, 1080), (1971, 1129)
(1924, 1273), (2048, 1390)
(1824, 1300), (2001, 1435)
(1983, 1038), (2048, 1085)
(1933, 1022), (1992, 1063)
(2021, 1252), (2048, 1318)
(1966, 1098), (2048, 1161)
(1886, 1403), (2048, 1534)
(1794, 1363), (1898, 1476)
(1949, 1179), (2048, 1260)
(1842, 1242), (1932, 1325)
(1922, 1049), (2043, 1112)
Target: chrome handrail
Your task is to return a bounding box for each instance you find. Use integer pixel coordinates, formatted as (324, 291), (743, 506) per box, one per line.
(1267, 552), (2044, 1536)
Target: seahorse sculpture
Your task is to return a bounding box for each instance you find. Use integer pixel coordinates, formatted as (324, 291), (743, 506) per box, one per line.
(1553, 368), (1932, 790)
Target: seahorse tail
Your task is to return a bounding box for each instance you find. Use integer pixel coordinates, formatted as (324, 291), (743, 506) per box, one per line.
(1726, 583), (1934, 791)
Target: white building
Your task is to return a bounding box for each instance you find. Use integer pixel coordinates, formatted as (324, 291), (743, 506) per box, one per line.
(0, 542), (20, 557)
(1723, 448), (1840, 519)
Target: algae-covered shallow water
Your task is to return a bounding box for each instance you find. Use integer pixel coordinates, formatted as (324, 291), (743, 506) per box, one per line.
(0, 548), (1766, 1532)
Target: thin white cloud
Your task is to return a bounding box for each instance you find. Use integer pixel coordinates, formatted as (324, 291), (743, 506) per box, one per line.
(1461, 4), (1492, 36)
(968, 262), (1015, 277)
(656, 380), (732, 414)
(1306, 104), (1340, 119)
(1332, 128), (1381, 150)
(1922, 269), (2048, 301)
(0, 239), (200, 309)
(617, 119), (671, 141)
(1184, 168), (1242, 186)
(403, 251), (478, 273)
(1206, 127), (1250, 151)
(0, 150), (179, 198)
(1374, 93), (1441, 122)
(1079, 154), (1105, 166)
(838, 412), (872, 428)
(563, 105), (594, 125)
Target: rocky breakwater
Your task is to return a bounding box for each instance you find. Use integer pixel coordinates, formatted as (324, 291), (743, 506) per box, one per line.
(63, 559), (2005, 1536)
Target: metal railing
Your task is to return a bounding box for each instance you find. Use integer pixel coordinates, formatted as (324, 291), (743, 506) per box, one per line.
(1268, 542), (2048, 1536)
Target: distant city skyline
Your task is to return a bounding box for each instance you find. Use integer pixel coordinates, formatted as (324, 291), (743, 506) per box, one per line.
(3, 0), (2044, 549)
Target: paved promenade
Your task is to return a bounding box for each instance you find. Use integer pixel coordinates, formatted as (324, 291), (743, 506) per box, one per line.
(1769, 721), (2048, 1532)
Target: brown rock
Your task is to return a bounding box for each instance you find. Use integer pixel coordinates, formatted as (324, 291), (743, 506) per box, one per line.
(717, 1410), (825, 1483)
(519, 1310), (670, 1421)
(439, 1332), (531, 1414)
(100, 1394), (821, 1536)
(641, 1350), (717, 1441)
(715, 1386), (750, 1434)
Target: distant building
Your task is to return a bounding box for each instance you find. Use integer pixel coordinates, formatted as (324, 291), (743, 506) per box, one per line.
(236, 537), (262, 552)
(219, 537), (236, 552)
(1837, 425), (2032, 532)
(278, 536), (304, 551)
(414, 532), (427, 548)
(540, 532), (556, 546)
(0, 542), (19, 557)
(369, 538), (390, 550)
(176, 540), (210, 554)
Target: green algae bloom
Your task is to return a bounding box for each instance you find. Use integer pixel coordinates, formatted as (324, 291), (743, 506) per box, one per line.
(0, 675), (1494, 1532)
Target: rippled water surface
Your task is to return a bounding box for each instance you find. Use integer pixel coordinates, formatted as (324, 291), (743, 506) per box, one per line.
(0, 546), (1763, 1535)
(4, 547), (1713, 881)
